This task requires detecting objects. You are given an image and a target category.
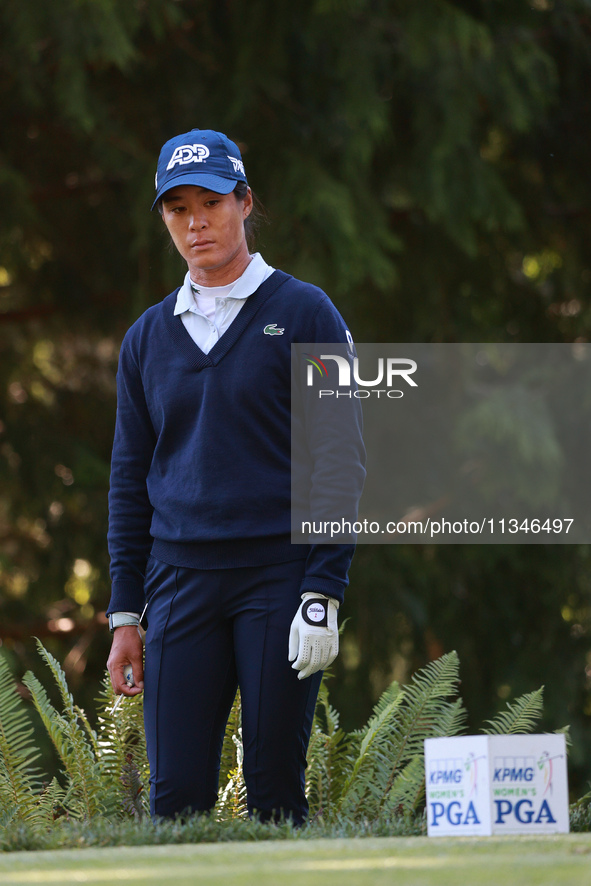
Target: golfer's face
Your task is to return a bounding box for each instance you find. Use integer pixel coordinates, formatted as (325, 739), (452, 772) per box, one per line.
(161, 185), (252, 283)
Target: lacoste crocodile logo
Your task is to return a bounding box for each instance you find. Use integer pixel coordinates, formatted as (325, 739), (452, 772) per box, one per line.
(264, 324), (284, 335)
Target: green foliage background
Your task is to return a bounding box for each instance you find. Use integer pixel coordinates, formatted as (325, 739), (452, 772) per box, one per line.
(2, 0), (591, 793)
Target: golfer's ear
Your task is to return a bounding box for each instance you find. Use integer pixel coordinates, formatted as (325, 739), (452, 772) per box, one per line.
(243, 187), (253, 218)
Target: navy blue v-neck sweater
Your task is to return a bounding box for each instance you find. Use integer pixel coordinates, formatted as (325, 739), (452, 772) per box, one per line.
(107, 269), (366, 615)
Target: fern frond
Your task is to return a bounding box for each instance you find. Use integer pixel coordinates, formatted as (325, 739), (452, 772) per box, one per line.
(371, 680), (403, 720)
(75, 705), (100, 758)
(431, 697), (468, 741)
(218, 691), (241, 791)
(334, 682), (405, 818)
(314, 679), (341, 737)
(482, 688), (544, 735)
(38, 776), (66, 820)
(334, 652), (464, 821)
(306, 679), (333, 809)
(22, 672), (73, 772)
(34, 640), (112, 815)
(305, 680), (355, 818)
(34, 640), (76, 720)
(305, 723), (329, 817)
(0, 655), (48, 825)
(94, 673), (149, 818)
(215, 729), (247, 820)
(23, 658), (106, 820)
(378, 652), (464, 793)
(554, 725), (571, 749)
(120, 753), (145, 818)
(383, 754), (426, 813)
(215, 691), (247, 820)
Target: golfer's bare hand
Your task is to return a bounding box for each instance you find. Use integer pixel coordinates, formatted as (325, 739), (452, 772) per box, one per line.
(107, 625), (144, 696)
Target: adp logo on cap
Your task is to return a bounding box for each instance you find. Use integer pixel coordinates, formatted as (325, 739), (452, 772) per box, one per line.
(167, 144), (210, 170)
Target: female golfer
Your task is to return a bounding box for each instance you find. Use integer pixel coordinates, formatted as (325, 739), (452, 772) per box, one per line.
(106, 128), (365, 824)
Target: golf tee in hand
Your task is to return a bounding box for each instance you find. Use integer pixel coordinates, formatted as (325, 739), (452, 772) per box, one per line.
(288, 592), (339, 680)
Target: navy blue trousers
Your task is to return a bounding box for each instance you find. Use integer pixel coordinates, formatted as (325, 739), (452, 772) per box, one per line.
(143, 556), (321, 824)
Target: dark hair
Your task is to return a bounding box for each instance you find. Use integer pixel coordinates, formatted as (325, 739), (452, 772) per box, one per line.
(234, 181), (266, 250)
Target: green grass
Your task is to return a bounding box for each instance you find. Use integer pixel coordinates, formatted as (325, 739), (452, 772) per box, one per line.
(0, 813), (423, 852)
(1, 836), (591, 885)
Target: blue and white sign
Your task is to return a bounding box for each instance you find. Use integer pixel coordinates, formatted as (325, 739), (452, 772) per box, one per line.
(425, 735), (491, 836)
(425, 734), (569, 837)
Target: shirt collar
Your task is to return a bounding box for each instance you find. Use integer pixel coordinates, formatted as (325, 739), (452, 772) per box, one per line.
(174, 253), (273, 316)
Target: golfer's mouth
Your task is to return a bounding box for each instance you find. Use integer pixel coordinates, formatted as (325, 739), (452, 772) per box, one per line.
(190, 240), (214, 249)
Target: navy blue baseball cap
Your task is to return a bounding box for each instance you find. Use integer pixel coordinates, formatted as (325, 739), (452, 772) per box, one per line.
(152, 128), (248, 210)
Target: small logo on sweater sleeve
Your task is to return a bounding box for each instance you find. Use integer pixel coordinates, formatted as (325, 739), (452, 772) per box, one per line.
(264, 324), (284, 335)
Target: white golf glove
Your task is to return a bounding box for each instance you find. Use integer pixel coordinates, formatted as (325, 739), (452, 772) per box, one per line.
(288, 593), (339, 680)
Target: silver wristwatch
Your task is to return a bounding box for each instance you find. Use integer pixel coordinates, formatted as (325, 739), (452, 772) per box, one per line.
(108, 612), (140, 633)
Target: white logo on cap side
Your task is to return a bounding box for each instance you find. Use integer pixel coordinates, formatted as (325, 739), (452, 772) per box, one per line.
(227, 155), (245, 175)
(306, 603), (326, 622)
(167, 144), (210, 171)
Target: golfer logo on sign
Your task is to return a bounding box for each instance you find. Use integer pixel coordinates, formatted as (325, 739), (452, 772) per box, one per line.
(106, 128), (365, 824)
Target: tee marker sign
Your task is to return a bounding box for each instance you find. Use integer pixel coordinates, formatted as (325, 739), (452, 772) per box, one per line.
(424, 734), (569, 837)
